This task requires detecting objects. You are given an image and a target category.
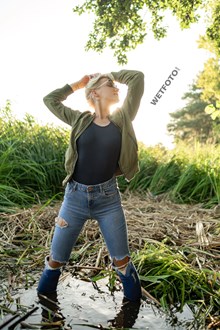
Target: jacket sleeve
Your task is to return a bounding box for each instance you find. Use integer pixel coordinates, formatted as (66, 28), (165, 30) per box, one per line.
(43, 84), (82, 126)
(111, 70), (144, 121)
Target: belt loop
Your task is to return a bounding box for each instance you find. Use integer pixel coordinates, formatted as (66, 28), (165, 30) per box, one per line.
(71, 180), (77, 191)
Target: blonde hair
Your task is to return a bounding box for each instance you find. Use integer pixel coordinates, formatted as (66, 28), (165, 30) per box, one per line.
(85, 73), (114, 106)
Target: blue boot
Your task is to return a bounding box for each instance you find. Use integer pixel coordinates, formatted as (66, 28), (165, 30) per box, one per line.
(37, 268), (61, 294)
(116, 262), (142, 302)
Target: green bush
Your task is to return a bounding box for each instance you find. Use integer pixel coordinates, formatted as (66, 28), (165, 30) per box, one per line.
(1, 102), (220, 211)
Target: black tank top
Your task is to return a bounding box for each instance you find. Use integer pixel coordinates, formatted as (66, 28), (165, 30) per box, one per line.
(72, 122), (121, 185)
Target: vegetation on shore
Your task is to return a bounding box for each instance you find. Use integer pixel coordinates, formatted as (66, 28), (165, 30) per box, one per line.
(0, 195), (219, 328)
(1, 105), (220, 212)
(0, 106), (220, 328)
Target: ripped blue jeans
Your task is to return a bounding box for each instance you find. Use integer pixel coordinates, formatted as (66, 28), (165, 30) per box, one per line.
(50, 177), (130, 263)
(38, 176), (142, 301)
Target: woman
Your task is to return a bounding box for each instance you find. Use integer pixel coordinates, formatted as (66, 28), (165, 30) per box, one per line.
(37, 69), (145, 307)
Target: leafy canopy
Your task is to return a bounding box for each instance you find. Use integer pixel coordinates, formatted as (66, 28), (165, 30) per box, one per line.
(197, 24), (220, 120)
(73, 0), (203, 64)
(206, 1), (220, 57)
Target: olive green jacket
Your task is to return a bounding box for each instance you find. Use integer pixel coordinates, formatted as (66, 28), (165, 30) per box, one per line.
(43, 70), (144, 186)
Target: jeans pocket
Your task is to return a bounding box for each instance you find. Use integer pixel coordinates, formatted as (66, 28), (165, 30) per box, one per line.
(65, 181), (77, 194)
(103, 185), (118, 197)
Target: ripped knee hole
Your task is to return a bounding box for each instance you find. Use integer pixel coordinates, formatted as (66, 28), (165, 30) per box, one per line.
(55, 216), (68, 227)
(114, 256), (130, 274)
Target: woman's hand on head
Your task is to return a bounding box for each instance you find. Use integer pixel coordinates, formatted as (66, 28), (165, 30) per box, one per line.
(70, 73), (99, 92)
(71, 75), (89, 91)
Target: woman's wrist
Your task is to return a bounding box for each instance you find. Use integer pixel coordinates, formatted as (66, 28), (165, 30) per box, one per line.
(70, 82), (80, 92)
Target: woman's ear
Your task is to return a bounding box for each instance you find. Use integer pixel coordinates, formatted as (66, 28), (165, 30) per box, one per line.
(91, 90), (100, 101)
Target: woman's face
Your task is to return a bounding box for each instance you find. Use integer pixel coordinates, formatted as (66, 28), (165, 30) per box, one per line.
(95, 78), (119, 105)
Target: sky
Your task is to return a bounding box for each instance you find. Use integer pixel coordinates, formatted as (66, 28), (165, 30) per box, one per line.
(0, 0), (211, 148)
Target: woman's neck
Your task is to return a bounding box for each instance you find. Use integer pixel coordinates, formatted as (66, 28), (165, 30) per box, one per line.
(93, 103), (110, 126)
(94, 102), (110, 119)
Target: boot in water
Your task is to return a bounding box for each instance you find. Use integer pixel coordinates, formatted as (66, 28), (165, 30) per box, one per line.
(116, 261), (142, 302)
(37, 268), (61, 294)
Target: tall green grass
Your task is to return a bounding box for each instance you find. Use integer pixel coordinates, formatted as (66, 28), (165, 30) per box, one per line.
(118, 142), (220, 207)
(132, 242), (220, 320)
(0, 103), (68, 211)
(1, 103), (220, 211)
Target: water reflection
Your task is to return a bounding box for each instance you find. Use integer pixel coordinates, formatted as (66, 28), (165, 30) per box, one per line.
(38, 292), (66, 329)
(38, 292), (141, 329)
(9, 277), (197, 329)
(108, 298), (141, 328)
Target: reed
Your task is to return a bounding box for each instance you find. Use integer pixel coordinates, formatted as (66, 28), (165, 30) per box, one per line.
(132, 242), (219, 316)
(119, 141), (220, 207)
(0, 107), (68, 211)
(1, 105), (220, 211)
(0, 194), (219, 328)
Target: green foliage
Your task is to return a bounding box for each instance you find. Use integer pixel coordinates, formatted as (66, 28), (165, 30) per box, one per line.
(169, 142), (220, 206)
(197, 57), (220, 103)
(196, 31), (220, 124)
(206, 2), (220, 57)
(118, 142), (220, 207)
(205, 101), (220, 120)
(1, 103), (220, 211)
(167, 85), (219, 143)
(73, 0), (203, 64)
(133, 242), (220, 315)
(0, 102), (69, 211)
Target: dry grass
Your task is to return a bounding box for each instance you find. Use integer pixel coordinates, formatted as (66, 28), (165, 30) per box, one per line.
(0, 192), (219, 278)
(0, 192), (219, 328)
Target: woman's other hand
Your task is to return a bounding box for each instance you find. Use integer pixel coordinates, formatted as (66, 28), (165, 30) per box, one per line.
(70, 73), (100, 91)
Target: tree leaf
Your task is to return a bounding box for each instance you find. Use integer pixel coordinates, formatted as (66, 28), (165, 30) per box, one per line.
(205, 104), (215, 114)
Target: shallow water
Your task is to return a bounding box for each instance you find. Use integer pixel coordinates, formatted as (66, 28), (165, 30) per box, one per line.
(1, 275), (199, 330)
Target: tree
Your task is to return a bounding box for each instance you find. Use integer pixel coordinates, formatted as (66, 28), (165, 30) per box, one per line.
(197, 57), (220, 120)
(197, 55), (220, 103)
(73, 0), (220, 65)
(196, 24), (220, 120)
(167, 85), (220, 143)
(73, 0), (204, 64)
(205, 1), (220, 58)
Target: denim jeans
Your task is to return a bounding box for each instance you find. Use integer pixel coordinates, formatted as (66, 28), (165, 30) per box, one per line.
(38, 176), (142, 301)
(50, 177), (130, 263)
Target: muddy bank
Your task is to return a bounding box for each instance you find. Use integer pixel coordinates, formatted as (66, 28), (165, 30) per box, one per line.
(0, 193), (219, 329)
